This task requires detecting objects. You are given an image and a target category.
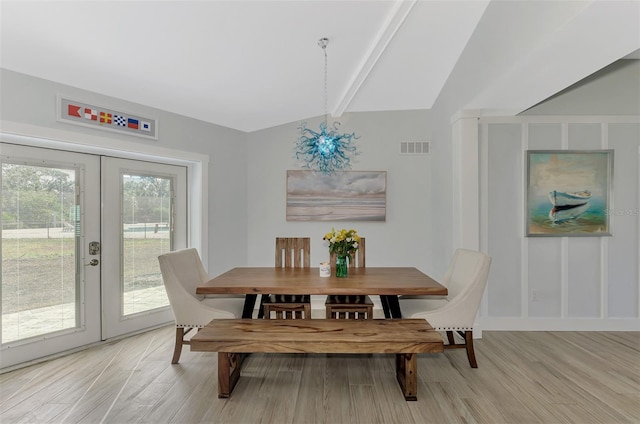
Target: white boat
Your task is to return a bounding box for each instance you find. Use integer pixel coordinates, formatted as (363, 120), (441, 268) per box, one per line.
(548, 190), (591, 207)
(549, 202), (590, 222)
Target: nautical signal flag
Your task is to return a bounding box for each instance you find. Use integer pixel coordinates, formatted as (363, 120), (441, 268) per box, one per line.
(84, 108), (98, 121)
(100, 111), (112, 124)
(114, 115), (126, 126)
(68, 104), (82, 118)
(61, 98), (156, 139)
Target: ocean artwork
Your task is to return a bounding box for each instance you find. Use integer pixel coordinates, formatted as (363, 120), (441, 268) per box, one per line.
(526, 150), (612, 236)
(286, 170), (386, 221)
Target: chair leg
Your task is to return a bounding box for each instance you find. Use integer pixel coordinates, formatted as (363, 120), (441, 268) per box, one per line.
(464, 331), (478, 368)
(442, 330), (478, 368)
(172, 327), (184, 364)
(257, 295), (267, 319)
(446, 330), (455, 345)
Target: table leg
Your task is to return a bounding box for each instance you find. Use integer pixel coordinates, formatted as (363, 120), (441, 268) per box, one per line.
(257, 295), (266, 319)
(242, 294), (257, 319)
(380, 295), (402, 318)
(387, 295), (402, 318)
(380, 295), (391, 318)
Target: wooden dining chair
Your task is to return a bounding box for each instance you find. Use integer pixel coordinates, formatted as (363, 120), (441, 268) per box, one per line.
(325, 237), (373, 319)
(260, 237), (312, 319)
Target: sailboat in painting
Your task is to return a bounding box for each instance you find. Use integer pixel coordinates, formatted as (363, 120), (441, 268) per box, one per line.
(548, 190), (591, 222)
(548, 190), (591, 206)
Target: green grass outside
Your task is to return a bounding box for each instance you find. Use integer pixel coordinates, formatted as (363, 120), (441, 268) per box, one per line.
(2, 238), (169, 313)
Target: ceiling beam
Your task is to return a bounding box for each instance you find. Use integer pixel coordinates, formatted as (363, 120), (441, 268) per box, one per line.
(333, 0), (417, 117)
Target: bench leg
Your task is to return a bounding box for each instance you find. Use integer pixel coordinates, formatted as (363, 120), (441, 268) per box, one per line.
(395, 353), (418, 401)
(218, 353), (242, 398)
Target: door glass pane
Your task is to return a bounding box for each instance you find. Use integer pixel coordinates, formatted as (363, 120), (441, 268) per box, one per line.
(122, 173), (171, 315)
(2, 163), (79, 343)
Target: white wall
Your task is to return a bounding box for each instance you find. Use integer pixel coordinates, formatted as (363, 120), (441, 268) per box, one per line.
(477, 60), (640, 330)
(480, 117), (639, 331)
(0, 69), (249, 276)
(245, 110), (434, 310)
(246, 110), (433, 270)
(521, 59), (640, 117)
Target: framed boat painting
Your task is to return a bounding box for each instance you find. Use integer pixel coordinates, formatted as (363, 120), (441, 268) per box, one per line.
(526, 150), (613, 237)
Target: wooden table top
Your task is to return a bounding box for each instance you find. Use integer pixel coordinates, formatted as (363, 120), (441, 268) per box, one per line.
(196, 267), (448, 296)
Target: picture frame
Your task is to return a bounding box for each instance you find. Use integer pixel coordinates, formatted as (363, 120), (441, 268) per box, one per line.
(286, 170), (386, 221)
(57, 95), (158, 140)
(526, 150), (613, 237)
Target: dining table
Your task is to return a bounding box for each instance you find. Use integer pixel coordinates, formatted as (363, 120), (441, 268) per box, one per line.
(196, 267), (448, 319)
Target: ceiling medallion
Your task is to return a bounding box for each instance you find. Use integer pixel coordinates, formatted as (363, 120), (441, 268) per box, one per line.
(295, 37), (358, 174)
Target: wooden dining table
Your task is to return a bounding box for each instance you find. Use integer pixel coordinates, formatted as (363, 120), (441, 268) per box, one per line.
(196, 267), (448, 319)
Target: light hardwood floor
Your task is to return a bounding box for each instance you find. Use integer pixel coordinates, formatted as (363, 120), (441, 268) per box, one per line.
(1, 326), (638, 423)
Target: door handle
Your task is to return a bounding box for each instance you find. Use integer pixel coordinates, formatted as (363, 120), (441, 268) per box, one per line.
(85, 259), (99, 266)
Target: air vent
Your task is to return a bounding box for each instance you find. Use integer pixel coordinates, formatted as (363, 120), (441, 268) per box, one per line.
(400, 141), (430, 155)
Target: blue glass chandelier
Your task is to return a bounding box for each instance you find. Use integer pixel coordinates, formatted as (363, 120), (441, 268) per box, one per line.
(296, 38), (358, 174)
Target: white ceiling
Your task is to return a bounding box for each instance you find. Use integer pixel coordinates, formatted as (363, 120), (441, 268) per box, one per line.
(1, 1), (639, 132)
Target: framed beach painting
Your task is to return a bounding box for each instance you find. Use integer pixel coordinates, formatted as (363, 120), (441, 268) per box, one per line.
(526, 150), (613, 237)
(286, 170), (386, 221)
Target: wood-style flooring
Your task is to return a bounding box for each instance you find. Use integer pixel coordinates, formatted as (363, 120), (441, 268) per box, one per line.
(1, 326), (638, 423)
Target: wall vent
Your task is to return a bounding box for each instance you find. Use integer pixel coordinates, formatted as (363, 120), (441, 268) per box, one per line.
(400, 141), (430, 155)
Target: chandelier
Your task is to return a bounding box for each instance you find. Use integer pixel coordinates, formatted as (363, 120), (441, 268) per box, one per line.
(295, 37), (358, 174)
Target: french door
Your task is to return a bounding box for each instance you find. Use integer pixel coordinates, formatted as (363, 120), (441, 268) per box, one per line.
(1, 143), (187, 368)
(101, 157), (186, 339)
(0, 144), (101, 368)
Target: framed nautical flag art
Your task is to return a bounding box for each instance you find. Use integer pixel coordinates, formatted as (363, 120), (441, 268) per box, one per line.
(526, 150), (613, 237)
(57, 96), (158, 140)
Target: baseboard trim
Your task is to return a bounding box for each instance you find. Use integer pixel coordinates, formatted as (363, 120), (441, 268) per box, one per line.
(480, 317), (640, 332)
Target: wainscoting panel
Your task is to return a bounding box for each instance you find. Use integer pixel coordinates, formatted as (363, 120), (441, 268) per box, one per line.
(480, 117), (639, 331)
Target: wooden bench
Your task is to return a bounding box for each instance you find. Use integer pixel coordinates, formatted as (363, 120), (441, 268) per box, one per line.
(190, 318), (443, 401)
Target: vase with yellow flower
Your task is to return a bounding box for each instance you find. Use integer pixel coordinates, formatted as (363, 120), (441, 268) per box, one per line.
(323, 228), (360, 278)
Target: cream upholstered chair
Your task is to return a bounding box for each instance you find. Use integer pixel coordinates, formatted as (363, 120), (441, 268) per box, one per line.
(158, 248), (244, 364)
(260, 237), (312, 319)
(398, 248), (491, 368)
(325, 237), (373, 319)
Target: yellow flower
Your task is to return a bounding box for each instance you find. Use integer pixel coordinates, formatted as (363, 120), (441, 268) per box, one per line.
(323, 228), (360, 258)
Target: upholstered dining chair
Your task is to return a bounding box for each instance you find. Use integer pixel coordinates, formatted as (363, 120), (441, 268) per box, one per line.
(326, 238), (373, 319)
(398, 248), (491, 368)
(260, 237), (312, 319)
(158, 248), (244, 364)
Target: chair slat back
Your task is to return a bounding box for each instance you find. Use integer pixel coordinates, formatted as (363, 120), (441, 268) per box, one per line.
(330, 237), (365, 268)
(275, 237), (310, 268)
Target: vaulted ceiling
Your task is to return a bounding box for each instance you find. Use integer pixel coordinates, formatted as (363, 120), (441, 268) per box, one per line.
(1, 1), (638, 132)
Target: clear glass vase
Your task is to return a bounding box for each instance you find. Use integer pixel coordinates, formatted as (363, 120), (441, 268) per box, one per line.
(335, 255), (348, 278)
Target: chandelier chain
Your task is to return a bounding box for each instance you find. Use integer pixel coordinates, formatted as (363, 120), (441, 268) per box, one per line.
(321, 39), (328, 126)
